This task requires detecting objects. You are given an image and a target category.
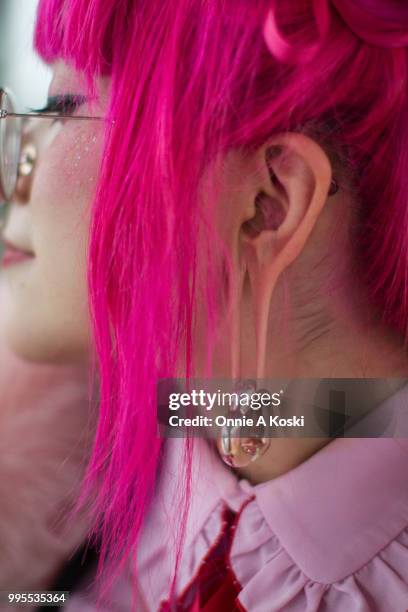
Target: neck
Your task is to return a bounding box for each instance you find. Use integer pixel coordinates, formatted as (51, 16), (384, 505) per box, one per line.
(239, 317), (408, 485)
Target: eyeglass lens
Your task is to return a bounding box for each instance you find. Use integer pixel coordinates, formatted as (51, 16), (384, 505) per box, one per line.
(0, 90), (22, 202)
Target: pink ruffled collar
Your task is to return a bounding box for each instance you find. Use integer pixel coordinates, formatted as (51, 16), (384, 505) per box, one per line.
(153, 385), (408, 610)
(66, 385), (408, 611)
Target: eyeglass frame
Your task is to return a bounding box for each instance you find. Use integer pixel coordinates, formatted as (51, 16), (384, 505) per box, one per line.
(0, 86), (114, 202)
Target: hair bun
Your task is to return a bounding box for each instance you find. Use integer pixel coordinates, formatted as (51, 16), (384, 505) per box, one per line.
(332, 0), (408, 48)
(263, 0), (408, 63)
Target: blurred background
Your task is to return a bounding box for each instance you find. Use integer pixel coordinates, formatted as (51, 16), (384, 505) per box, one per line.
(0, 0), (51, 108)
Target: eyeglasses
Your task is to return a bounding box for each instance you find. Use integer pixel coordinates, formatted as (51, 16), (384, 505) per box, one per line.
(0, 87), (112, 203)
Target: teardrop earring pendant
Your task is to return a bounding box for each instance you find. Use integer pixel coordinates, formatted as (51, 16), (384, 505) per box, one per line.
(217, 432), (270, 468)
(216, 380), (271, 468)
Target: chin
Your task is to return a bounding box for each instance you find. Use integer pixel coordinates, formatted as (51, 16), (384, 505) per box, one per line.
(0, 288), (92, 365)
(0, 319), (90, 366)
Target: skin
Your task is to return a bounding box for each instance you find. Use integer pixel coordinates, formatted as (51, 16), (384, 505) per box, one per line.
(2, 60), (408, 484)
(0, 61), (110, 364)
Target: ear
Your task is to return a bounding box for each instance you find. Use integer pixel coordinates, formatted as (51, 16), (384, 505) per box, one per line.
(236, 132), (334, 377)
(241, 132), (333, 270)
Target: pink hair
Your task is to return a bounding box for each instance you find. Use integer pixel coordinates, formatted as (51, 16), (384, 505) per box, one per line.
(33, 0), (408, 608)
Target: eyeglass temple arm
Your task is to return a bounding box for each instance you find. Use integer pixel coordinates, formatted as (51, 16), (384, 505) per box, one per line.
(0, 109), (113, 123)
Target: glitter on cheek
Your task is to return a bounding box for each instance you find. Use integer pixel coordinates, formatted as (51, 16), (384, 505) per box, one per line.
(70, 130), (102, 180)
(38, 126), (103, 193)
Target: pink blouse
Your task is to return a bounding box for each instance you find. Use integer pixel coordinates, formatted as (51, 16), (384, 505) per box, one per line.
(66, 386), (408, 611)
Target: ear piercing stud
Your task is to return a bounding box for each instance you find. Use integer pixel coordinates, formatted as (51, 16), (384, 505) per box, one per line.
(328, 178), (339, 196)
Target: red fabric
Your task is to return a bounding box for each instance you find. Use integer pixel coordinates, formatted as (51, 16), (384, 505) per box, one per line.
(160, 506), (244, 611)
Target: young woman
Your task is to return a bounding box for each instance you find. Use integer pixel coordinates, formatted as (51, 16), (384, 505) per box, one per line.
(0, 0), (408, 610)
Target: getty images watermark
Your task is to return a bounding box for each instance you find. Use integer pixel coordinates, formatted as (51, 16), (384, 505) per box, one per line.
(157, 380), (313, 438)
(157, 378), (408, 438)
(166, 388), (304, 429)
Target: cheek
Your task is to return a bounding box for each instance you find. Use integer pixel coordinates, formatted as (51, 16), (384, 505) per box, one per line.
(1, 126), (104, 363)
(34, 124), (103, 238)
(32, 123), (103, 282)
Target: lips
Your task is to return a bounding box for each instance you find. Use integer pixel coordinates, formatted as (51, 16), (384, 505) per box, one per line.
(1, 237), (35, 267)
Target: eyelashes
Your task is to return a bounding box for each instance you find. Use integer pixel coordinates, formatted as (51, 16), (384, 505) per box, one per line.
(28, 94), (87, 116)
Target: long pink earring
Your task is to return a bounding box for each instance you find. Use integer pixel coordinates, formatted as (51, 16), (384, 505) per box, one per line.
(216, 261), (271, 468)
